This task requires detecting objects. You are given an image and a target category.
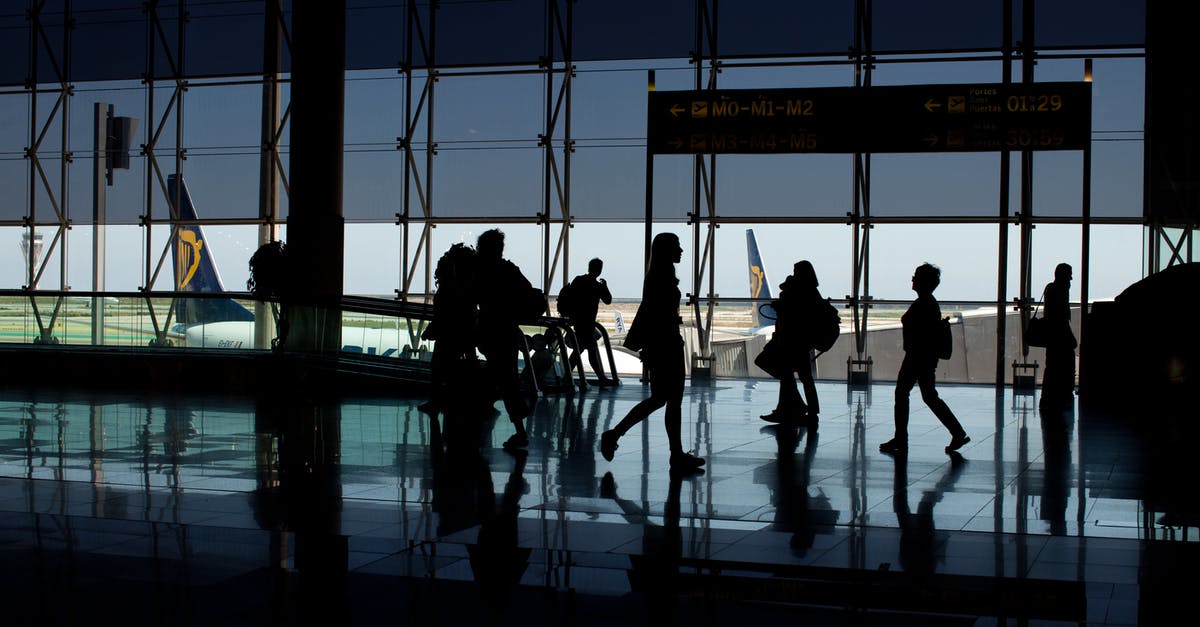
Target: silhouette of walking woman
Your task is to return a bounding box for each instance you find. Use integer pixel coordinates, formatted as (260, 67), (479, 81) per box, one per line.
(1040, 263), (1077, 408)
(760, 260), (823, 427)
(880, 263), (970, 455)
(473, 229), (533, 451)
(600, 233), (705, 476)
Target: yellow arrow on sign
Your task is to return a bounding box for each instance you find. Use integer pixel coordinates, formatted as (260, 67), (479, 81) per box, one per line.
(669, 138), (683, 149)
(923, 133), (940, 146)
(669, 104), (685, 117)
(924, 99), (941, 112)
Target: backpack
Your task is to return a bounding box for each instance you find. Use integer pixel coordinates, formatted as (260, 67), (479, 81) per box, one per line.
(810, 298), (841, 353)
(556, 281), (577, 318)
(937, 316), (953, 360)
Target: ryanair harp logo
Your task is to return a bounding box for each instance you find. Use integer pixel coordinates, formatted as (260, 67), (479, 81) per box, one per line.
(177, 230), (203, 289)
(750, 265), (766, 299)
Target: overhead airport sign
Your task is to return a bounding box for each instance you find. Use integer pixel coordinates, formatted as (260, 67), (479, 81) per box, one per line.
(647, 82), (1092, 155)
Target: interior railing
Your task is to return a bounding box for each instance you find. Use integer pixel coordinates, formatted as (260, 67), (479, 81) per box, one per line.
(0, 289), (621, 395)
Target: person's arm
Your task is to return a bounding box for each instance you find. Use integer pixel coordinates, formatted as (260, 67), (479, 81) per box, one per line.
(598, 278), (612, 305)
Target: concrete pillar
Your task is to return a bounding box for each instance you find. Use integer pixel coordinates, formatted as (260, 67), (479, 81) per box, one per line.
(287, 1), (346, 355)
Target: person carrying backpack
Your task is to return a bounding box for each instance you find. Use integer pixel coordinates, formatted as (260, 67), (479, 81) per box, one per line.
(564, 258), (615, 388)
(473, 229), (534, 452)
(879, 263), (970, 455)
(760, 260), (824, 428)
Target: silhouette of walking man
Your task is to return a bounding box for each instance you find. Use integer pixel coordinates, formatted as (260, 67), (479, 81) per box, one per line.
(473, 229), (532, 451)
(1040, 263), (1077, 408)
(880, 263), (970, 455)
(566, 258), (615, 388)
(760, 260), (824, 428)
(600, 233), (705, 476)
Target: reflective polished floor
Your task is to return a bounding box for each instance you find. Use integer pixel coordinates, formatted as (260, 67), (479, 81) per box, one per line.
(1, 378), (1194, 626)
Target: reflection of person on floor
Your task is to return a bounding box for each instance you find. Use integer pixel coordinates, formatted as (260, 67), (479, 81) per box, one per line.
(892, 451), (967, 576)
(1040, 263), (1078, 409)
(601, 233), (704, 476)
(880, 263), (970, 455)
(601, 471), (683, 618)
(1039, 402), (1074, 535)
(473, 229), (532, 451)
(760, 260), (823, 428)
(764, 425), (833, 556)
(469, 448), (531, 608)
(555, 395), (608, 497)
(567, 258), (615, 387)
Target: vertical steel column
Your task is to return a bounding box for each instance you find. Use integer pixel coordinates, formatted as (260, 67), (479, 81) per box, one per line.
(645, 70), (655, 271)
(1017, 0), (1035, 362)
(995, 0), (1014, 389)
(848, 0), (874, 384)
(93, 103), (109, 345)
(256, 0), (284, 349)
(25, 0), (38, 291)
(1080, 129), (1092, 381)
(542, 0), (553, 296)
(142, 1), (155, 292)
(58, 0), (70, 299)
(689, 0), (718, 379)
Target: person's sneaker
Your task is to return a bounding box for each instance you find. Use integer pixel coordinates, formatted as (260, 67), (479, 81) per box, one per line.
(945, 434), (971, 453)
(759, 409), (785, 423)
(670, 451), (706, 477)
(760, 407), (806, 424)
(599, 430), (619, 462)
(502, 432), (529, 451)
(879, 438), (907, 454)
(670, 451), (705, 469)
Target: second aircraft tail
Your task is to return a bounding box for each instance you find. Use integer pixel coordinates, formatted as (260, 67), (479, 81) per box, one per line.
(747, 229), (777, 328)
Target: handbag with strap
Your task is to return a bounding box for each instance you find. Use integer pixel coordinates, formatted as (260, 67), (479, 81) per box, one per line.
(1025, 297), (1048, 348)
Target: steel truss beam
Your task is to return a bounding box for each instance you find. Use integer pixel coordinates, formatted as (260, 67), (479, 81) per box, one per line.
(140, 0), (188, 345)
(396, 0), (575, 311)
(1148, 223), (1195, 270)
(399, 0), (436, 306)
(542, 0), (574, 301)
(23, 0), (72, 343)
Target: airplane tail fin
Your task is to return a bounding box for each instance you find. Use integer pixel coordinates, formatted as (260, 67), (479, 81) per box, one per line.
(614, 310), (626, 335)
(167, 174), (254, 325)
(747, 229), (776, 328)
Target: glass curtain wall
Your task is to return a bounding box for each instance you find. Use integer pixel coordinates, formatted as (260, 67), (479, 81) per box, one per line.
(0, 0), (1147, 384)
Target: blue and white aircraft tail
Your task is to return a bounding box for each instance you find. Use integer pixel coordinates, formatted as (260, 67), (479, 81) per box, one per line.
(167, 174), (254, 325)
(747, 229), (778, 329)
(165, 174), (406, 356)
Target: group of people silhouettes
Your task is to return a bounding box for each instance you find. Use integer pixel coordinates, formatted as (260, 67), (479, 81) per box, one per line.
(424, 229), (1077, 470)
(422, 229), (534, 451)
(423, 228), (618, 452)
